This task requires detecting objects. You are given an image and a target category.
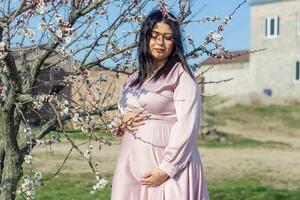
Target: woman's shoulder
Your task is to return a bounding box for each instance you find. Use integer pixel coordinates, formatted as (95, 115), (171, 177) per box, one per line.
(123, 70), (138, 87)
(173, 63), (200, 96)
(128, 70), (139, 81)
(168, 62), (196, 82)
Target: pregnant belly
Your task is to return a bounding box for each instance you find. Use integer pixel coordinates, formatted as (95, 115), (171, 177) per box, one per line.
(123, 120), (173, 178)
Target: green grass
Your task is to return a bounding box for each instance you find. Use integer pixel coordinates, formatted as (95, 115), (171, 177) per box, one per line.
(45, 129), (290, 149)
(204, 101), (300, 129)
(204, 96), (230, 108)
(239, 104), (300, 129)
(16, 173), (111, 200)
(62, 130), (113, 140)
(19, 126), (117, 141)
(35, 129), (120, 143)
(197, 132), (290, 148)
(209, 176), (300, 200)
(16, 174), (300, 200)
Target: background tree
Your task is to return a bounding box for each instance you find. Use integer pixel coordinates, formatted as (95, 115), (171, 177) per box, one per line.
(0, 0), (246, 199)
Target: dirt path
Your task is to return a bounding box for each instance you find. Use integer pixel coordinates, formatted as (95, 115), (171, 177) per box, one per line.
(201, 147), (300, 189)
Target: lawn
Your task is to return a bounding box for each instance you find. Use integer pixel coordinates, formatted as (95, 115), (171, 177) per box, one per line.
(16, 173), (111, 200)
(16, 173), (300, 200)
(209, 176), (300, 200)
(15, 101), (300, 200)
(197, 131), (291, 148)
(204, 98), (300, 130)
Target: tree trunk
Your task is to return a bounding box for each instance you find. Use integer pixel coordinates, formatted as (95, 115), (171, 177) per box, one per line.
(0, 140), (4, 186)
(0, 109), (23, 200)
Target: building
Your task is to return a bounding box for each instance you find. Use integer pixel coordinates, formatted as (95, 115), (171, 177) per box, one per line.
(197, 0), (300, 103)
(71, 67), (134, 117)
(197, 50), (250, 97)
(11, 47), (72, 124)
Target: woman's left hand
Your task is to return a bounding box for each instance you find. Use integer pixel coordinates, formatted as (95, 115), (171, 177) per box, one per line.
(140, 168), (169, 187)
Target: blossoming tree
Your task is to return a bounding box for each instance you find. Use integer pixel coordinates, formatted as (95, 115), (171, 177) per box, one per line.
(0, 0), (246, 199)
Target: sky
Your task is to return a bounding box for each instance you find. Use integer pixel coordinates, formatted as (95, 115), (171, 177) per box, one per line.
(193, 0), (250, 51)
(3, 0), (251, 65)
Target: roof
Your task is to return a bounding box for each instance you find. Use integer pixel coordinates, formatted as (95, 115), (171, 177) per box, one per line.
(251, 0), (294, 6)
(200, 50), (250, 65)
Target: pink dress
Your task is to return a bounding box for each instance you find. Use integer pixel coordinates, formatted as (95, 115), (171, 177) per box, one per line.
(111, 62), (209, 200)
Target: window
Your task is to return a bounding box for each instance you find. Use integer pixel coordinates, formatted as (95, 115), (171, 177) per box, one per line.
(265, 17), (280, 38)
(295, 61), (300, 81)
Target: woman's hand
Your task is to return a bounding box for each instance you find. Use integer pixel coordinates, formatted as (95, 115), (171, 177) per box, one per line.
(121, 111), (150, 132)
(108, 111), (150, 136)
(140, 168), (169, 187)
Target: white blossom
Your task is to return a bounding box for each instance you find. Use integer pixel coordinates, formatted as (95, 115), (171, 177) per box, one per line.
(33, 171), (43, 183)
(0, 41), (5, 50)
(90, 175), (108, 195)
(63, 107), (69, 114)
(55, 15), (62, 24)
(0, 52), (7, 60)
(0, 83), (8, 101)
(38, 21), (47, 31)
(0, 42), (7, 59)
(211, 32), (223, 42)
(23, 28), (35, 39)
(99, 75), (109, 81)
(36, 3), (47, 15)
(84, 146), (93, 159)
(24, 127), (32, 136)
(64, 27), (75, 36)
(24, 155), (32, 165)
(65, 36), (72, 44)
(35, 138), (45, 145)
(56, 29), (63, 38)
(71, 113), (95, 133)
(20, 176), (35, 198)
(17, 173), (43, 200)
(32, 100), (43, 109)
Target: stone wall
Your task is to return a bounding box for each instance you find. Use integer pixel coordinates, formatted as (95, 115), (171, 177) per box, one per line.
(196, 62), (251, 97)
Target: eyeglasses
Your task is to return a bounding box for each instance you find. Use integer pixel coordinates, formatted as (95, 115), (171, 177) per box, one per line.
(150, 31), (173, 42)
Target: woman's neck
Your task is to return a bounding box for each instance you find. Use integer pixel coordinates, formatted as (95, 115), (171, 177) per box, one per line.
(145, 61), (166, 80)
(152, 60), (167, 71)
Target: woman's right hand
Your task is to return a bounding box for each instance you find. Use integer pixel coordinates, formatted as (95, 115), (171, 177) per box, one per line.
(121, 111), (151, 132)
(108, 111), (151, 136)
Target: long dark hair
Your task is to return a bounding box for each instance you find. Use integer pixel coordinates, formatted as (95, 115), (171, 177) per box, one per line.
(129, 9), (194, 88)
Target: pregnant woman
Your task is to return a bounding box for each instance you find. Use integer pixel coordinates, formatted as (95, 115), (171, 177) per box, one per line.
(110, 9), (209, 200)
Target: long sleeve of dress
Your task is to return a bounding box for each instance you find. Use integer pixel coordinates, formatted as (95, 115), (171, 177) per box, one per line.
(158, 69), (201, 178)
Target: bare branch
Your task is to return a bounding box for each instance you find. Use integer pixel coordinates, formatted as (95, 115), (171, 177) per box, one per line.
(83, 43), (137, 69)
(0, 1), (38, 27)
(43, 146), (75, 181)
(20, 103), (117, 155)
(197, 78), (234, 85)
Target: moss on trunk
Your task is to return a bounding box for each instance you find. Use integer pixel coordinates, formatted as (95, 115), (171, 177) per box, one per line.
(0, 109), (23, 200)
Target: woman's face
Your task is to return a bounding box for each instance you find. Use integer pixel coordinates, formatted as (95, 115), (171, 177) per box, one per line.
(149, 22), (174, 67)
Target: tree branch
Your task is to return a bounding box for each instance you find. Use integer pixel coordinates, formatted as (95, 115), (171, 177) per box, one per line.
(83, 43), (137, 70)
(20, 103), (117, 155)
